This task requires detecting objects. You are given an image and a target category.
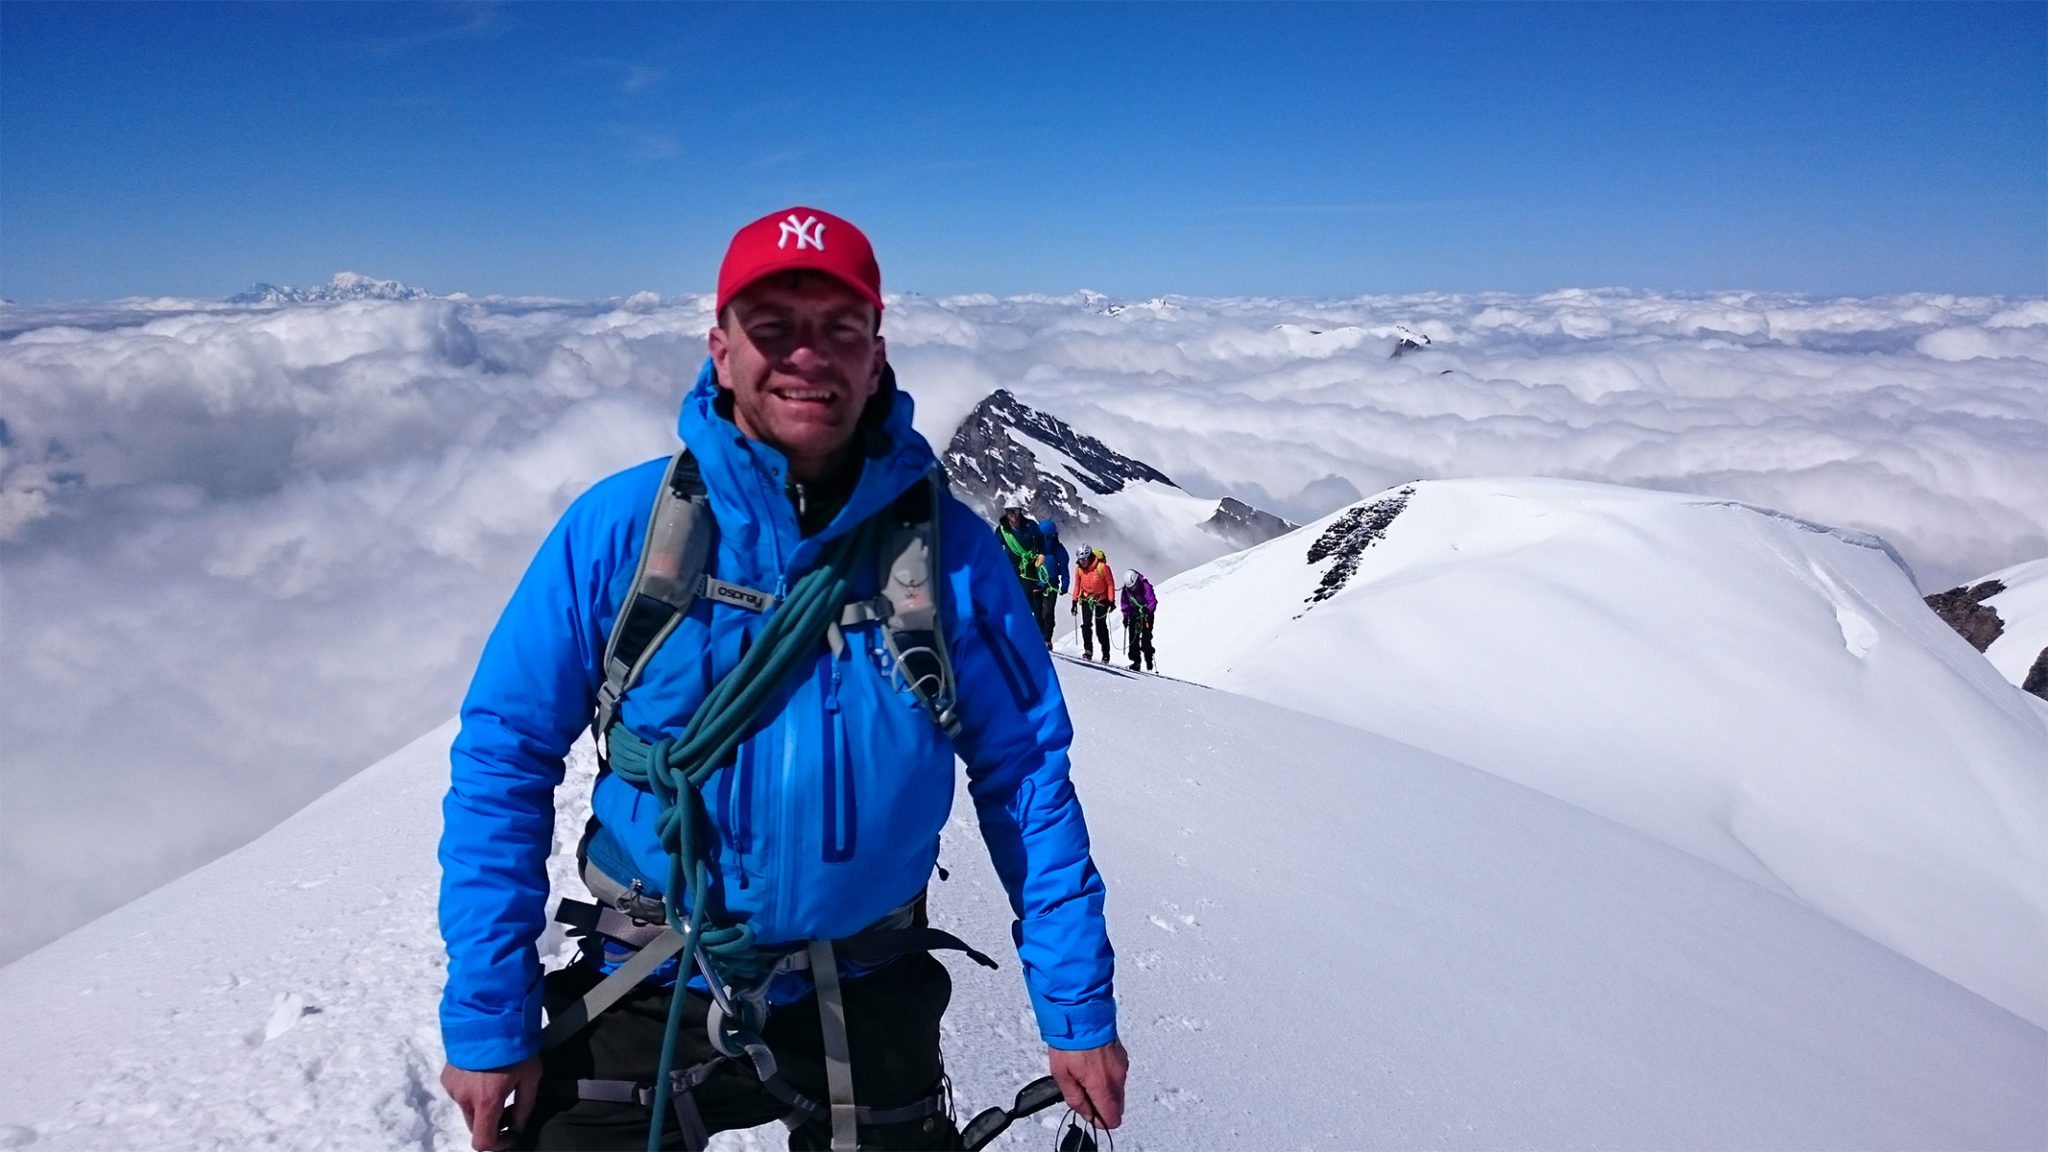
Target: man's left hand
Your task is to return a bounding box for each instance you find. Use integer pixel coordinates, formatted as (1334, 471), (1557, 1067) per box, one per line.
(1048, 1039), (1128, 1129)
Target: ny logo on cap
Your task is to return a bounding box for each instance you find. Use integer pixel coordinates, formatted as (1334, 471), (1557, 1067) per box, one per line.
(778, 214), (826, 251)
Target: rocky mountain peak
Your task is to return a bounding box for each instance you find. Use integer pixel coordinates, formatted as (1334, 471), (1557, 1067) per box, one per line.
(1208, 497), (1299, 551)
(942, 389), (1175, 527)
(940, 389), (1298, 565)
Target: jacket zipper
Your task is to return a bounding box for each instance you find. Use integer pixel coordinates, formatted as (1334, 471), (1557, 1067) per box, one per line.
(822, 658), (855, 862)
(771, 666), (806, 932)
(729, 738), (753, 889)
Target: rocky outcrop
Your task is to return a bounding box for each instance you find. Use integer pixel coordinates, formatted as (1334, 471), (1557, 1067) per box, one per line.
(1304, 486), (1414, 607)
(1924, 580), (2007, 652)
(2025, 649), (2048, 699)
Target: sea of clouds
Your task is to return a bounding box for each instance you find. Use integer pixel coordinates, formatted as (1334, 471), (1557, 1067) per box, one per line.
(2, 287), (2044, 961)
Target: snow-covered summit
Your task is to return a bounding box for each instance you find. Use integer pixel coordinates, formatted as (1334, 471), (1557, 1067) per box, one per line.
(1153, 476), (2048, 1027)
(3, 669), (2041, 1150)
(228, 272), (434, 306)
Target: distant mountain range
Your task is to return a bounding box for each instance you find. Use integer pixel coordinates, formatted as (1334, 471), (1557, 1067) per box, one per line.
(228, 272), (434, 305)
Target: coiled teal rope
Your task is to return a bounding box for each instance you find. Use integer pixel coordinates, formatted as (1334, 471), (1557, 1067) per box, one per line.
(604, 517), (879, 1152)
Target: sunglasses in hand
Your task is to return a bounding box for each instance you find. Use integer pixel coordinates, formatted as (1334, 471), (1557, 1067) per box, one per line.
(960, 1075), (1104, 1151)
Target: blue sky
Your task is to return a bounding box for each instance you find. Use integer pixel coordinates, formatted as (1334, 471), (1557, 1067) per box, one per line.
(3, 2), (2042, 301)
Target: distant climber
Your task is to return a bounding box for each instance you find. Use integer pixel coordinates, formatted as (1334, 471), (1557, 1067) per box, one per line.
(997, 506), (1058, 643)
(1120, 569), (1156, 672)
(1037, 518), (1071, 648)
(1071, 546), (1115, 662)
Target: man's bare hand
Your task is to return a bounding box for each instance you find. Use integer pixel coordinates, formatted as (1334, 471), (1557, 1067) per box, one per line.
(441, 1057), (541, 1151)
(1049, 1039), (1129, 1129)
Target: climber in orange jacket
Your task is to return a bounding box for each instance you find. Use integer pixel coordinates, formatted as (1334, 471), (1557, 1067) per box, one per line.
(1071, 546), (1117, 662)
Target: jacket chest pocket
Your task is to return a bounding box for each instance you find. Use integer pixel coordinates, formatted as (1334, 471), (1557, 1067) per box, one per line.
(822, 633), (957, 865)
(973, 612), (1036, 712)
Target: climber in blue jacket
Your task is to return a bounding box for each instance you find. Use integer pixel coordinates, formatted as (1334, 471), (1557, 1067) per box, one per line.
(437, 206), (1125, 1152)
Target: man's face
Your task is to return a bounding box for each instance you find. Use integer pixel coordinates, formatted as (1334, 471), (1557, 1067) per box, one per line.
(709, 272), (884, 477)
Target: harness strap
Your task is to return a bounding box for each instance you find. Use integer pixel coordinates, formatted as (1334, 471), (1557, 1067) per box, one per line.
(557, 1058), (724, 1152)
(834, 928), (999, 971)
(557, 893), (1000, 975)
(808, 940), (859, 1151)
(555, 896), (670, 948)
(568, 1071), (949, 1140)
(540, 923), (687, 1053)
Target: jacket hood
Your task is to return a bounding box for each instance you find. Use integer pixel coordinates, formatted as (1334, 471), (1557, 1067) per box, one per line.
(1036, 518), (1059, 539)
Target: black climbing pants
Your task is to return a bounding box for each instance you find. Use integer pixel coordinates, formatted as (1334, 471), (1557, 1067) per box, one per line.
(1077, 599), (1111, 659)
(1029, 586), (1057, 646)
(1124, 612), (1154, 670)
(518, 954), (962, 1151)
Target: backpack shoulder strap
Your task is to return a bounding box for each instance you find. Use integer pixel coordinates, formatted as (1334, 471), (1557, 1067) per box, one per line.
(594, 449), (716, 743)
(842, 469), (961, 737)
(595, 450), (786, 745)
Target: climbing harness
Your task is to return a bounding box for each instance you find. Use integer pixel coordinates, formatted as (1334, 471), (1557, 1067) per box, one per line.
(547, 447), (980, 1152)
(547, 854), (995, 1149)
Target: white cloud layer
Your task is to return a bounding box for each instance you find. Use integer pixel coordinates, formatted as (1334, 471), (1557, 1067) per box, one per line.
(2, 287), (2044, 960)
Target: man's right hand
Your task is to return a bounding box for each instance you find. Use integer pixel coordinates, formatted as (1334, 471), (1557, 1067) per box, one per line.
(1070, 601), (1078, 617)
(441, 1057), (541, 1151)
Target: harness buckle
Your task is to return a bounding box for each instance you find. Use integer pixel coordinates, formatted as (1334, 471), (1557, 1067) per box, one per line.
(706, 985), (769, 1058)
(613, 878), (644, 914)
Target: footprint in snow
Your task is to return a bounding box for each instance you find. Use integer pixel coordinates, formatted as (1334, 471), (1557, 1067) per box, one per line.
(1146, 914), (1176, 934)
(249, 991), (321, 1046)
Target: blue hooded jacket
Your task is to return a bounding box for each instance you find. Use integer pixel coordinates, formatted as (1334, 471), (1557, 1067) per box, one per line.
(439, 361), (1116, 1071)
(1037, 519), (1071, 595)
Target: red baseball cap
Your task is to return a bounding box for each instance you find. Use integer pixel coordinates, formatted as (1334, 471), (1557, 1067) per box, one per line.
(715, 206), (882, 316)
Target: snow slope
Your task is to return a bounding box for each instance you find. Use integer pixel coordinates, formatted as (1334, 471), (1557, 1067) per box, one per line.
(1980, 556), (2048, 692)
(2, 668), (2042, 1151)
(1151, 477), (2048, 1029)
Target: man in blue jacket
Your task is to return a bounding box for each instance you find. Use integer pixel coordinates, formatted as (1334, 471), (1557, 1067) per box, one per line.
(1036, 519), (1070, 647)
(438, 207), (1126, 1151)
